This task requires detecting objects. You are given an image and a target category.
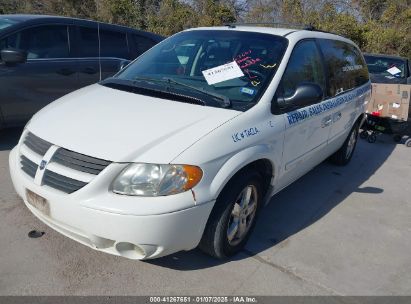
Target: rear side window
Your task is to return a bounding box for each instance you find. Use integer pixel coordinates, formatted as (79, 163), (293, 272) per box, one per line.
(1, 25), (69, 59)
(279, 40), (326, 100)
(318, 39), (369, 97)
(131, 34), (156, 58)
(76, 26), (99, 57)
(99, 29), (129, 59)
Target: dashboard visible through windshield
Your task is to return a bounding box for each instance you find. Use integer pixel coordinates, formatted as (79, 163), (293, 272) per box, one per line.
(112, 30), (288, 111)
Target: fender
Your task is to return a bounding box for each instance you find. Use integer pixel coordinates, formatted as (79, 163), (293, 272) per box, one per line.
(208, 144), (279, 201)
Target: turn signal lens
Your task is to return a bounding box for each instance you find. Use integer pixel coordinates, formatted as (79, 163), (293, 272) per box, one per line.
(182, 165), (203, 190)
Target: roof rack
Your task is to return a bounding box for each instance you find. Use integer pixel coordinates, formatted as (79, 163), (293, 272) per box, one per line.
(224, 22), (315, 30)
(224, 22), (333, 33)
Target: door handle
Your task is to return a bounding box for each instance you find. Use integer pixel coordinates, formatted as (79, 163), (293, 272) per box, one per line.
(56, 68), (75, 76)
(333, 112), (342, 122)
(321, 116), (332, 128)
(82, 67), (97, 75)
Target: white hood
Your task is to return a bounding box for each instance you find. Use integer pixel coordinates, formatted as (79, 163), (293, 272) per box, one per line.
(28, 84), (240, 163)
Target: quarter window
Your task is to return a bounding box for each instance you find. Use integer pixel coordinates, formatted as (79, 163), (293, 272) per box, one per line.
(2, 25), (69, 59)
(318, 39), (369, 97)
(279, 40), (325, 100)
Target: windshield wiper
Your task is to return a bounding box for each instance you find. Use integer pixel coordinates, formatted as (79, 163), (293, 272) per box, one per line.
(101, 78), (205, 106)
(162, 77), (231, 108)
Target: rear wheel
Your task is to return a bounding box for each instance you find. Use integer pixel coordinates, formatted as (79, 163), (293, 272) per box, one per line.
(405, 138), (411, 147)
(360, 130), (368, 139)
(368, 133), (377, 143)
(199, 171), (263, 259)
(330, 123), (359, 166)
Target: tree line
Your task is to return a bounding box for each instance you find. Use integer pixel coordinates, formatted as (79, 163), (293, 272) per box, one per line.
(1, 0), (410, 58)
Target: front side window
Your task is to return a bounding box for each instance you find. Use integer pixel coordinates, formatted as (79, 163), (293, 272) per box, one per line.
(0, 30), (21, 50)
(0, 25), (69, 59)
(278, 40), (325, 100)
(112, 30), (288, 111)
(318, 39), (369, 97)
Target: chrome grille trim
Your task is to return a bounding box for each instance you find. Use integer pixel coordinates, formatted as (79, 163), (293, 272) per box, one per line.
(23, 132), (52, 156)
(20, 155), (38, 178)
(19, 132), (112, 194)
(50, 148), (111, 175)
(43, 170), (87, 194)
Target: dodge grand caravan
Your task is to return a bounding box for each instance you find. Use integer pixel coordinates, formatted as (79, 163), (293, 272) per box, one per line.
(9, 25), (371, 260)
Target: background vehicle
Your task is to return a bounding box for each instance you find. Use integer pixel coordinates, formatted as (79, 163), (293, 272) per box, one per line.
(0, 14), (163, 129)
(364, 53), (411, 84)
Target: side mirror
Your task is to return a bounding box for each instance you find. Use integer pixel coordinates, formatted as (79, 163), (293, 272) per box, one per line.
(275, 83), (323, 111)
(1, 49), (27, 65)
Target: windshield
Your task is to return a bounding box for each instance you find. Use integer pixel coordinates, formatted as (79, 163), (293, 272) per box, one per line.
(114, 30), (288, 111)
(364, 55), (407, 79)
(0, 17), (19, 31)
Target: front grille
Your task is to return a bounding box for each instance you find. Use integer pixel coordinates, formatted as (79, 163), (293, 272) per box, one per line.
(51, 148), (111, 175)
(43, 170), (87, 194)
(23, 132), (52, 156)
(20, 155), (38, 178)
(20, 132), (112, 194)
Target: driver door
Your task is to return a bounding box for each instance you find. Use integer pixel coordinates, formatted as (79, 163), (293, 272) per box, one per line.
(276, 39), (331, 190)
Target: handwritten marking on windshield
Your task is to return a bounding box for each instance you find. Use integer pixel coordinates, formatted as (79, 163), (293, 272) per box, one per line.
(260, 63), (277, 69)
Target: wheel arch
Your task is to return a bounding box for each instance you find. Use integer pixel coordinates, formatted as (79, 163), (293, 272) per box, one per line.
(209, 145), (276, 203)
(356, 112), (366, 129)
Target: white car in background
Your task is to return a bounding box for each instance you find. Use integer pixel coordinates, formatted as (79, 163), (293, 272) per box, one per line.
(9, 25), (371, 260)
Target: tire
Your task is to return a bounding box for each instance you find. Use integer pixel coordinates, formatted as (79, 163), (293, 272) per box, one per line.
(393, 134), (402, 143)
(405, 138), (411, 147)
(199, 170), (263, 259)
(360, 130), (368, 139)
(330, 123), (359, 166)
(368, 133), (377, 143)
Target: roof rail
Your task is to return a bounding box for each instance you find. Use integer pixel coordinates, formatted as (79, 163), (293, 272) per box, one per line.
(224, 22), (334, 33)
(224, 22), (312, 30)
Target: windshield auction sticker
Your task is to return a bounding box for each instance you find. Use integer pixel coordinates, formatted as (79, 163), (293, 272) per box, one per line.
(386, 66), (401, 75)
(202, 61), (244, 85)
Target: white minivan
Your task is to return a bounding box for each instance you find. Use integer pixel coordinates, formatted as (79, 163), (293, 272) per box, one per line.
(9, 25), (371, 260)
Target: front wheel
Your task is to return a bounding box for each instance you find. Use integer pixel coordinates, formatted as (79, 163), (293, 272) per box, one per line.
(330, 123), (359, 166)
(199, 171), (263, 259)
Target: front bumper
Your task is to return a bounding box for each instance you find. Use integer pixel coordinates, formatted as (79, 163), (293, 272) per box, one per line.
(9, 147), (214, 259)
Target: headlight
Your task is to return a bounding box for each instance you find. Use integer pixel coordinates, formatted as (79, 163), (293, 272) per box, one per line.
(112, 163), (203, 196)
